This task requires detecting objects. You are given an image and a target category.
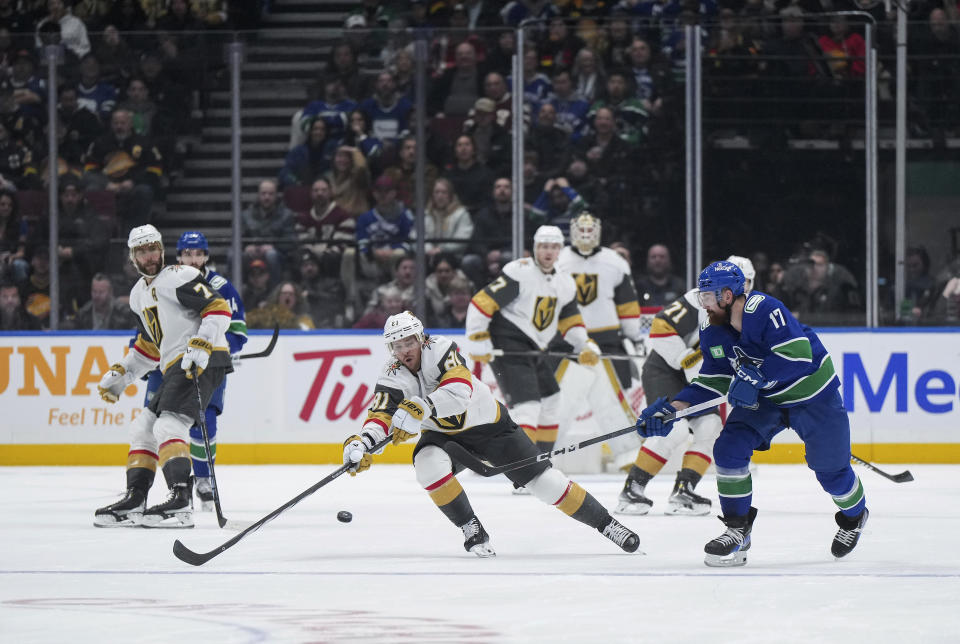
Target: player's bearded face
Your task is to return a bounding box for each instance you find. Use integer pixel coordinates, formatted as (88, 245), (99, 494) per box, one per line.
(700, 289), (732, 326)
(134, 245), (163, 276)
(179, 248), (206, 270)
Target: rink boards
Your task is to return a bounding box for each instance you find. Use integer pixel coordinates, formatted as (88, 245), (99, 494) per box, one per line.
(1, 328), (959, 465)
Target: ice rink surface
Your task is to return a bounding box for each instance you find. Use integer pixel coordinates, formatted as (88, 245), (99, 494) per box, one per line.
(2, 463), (958, 644)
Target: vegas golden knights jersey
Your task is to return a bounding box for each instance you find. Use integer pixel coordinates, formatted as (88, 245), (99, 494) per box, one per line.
(361, 335), (502, 436)
(465, 257), (591, 352)
(557, 246), (642, 345)
(128, 264), (233, 373)
(645, 288), (706, 375)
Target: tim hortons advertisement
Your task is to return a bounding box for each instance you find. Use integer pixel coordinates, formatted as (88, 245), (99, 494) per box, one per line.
(0, 330), (958, 461)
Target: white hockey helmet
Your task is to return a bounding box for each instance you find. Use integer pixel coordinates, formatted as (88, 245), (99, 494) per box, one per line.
(127, 224), (164, 277)
(383, 310), (425, 354)
(533, 225), (565, 249)
(725, 255), (756, 294)
(570, 212), (601, 255)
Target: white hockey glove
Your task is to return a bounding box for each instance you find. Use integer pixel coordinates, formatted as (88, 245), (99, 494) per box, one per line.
(680, 348), (703, 382)
(578, 340), (601, 367)
(392, 396), (427, 444)
(342, 427), (388, 476)
(465, 331), (495, 364)
(181, 337), (213, 378)
(97, 363), (130, 404)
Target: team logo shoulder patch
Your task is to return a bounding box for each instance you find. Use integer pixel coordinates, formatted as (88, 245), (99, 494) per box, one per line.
(710, 345), (725, 359)
(210, 275), (227, 289)
(744, 294), (766, 313)
(386, 360), (403, 376)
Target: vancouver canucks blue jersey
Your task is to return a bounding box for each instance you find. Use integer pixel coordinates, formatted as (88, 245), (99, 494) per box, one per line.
(205, 268), (248, 355)
(675, 291), (839, 408)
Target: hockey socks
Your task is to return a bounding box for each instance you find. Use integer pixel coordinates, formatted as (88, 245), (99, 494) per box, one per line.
(425, 473), (475, 527)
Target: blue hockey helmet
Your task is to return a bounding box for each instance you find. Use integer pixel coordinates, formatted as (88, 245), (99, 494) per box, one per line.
(697, 260), (745, 307)
(176, 231), (209, 254)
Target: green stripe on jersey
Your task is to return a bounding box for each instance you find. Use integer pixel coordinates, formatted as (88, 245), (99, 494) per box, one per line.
(190, 443), (216, 460)
(717, 473), (752, 498)
(771, 337), (812, 362)
(228, 320), (248, 337)
(692, 374), (733, 396)
(833, 476), (864, 510)
(765, 355), (837, 406)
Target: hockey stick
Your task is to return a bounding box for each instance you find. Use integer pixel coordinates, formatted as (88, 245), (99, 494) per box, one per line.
(173, 435), (393, 566)
(851, 453), (914, 483)
(444, 395), (727, 477)
(190, 367), (238, 529)
(491, 349), (637, 362)
(238, 324), (280, 360)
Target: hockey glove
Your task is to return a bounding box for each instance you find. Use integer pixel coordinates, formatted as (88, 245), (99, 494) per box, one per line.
(578, 340), (601, 367)
(392, 396), (427, 444)
(734, 362), (773, 390)
(728, 378), (760, 410)
(97, 363), (129, 404)
(181, 337), (213, 378)
(636, 396), (677, 438)
(466, 331), (495, 365)
(343, 435), (374, 475)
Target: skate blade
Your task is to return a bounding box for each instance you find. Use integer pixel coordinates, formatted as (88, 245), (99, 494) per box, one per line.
(511, 487), (531, 496)
(614, 501), (652, 516)
(665, 503), (711, 516)
(704, 551), (748, 567)
(469, 544), (497, 558)
(140, 513), (195, 529)
(93, 513), (142, 528)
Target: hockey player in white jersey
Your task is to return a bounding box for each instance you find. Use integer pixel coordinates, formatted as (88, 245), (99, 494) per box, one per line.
(616, 255), (756, 516)
(342, 311), (640, 556)
(93, 225), (233, 528)
(463, 225), (601, 453)
(556, 213), (644, 449)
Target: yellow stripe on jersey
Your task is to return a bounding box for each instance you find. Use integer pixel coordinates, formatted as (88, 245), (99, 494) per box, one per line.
(603, 359), (636, 421)
(134, 335), (161, 360)
(467, 331), (490, 341)
(201, 298), (232, 317)
(616, 301), (640, 318)
(470, 290), (499, 317)
(587, 324), (621, 334)
(365, 411), (392, 431)
(649, 317), (679, 337)
(158, 440), (189, 465)
(557, 312), (584, 335)
(556, 482), (588, 516)
(428, 475), (465, 507)
(127, 451), (157, 471)
(438, 364), (473, 389)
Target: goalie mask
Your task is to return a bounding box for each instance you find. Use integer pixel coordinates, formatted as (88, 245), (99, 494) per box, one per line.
(725, 255), (756, 294)
(127, 224), (164, 277)
(570, 213), (601, 255)
(383, 310), (425, 356)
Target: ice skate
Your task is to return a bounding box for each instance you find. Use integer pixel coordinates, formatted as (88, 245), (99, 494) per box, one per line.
(615, 479), (653, 515)
(461, 516), (496, 557)
(93, 488), (146, 527)
(511, 482), (531, 495)
(194, 476), (214, 512)
(704, 506), (758, 567)
(141, 482), (194, 528)
(831, 508), (869, 558)
(599, 517), (641, 553)
(665, 479), (712, 516)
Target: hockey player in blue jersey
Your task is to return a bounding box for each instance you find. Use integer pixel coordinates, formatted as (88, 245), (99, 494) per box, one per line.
(143, 231), (248, 510)
(635, 260), (868, 566)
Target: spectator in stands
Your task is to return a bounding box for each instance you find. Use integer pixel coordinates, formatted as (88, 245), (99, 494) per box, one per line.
(424, 177), (474, 256)
(470, 177), (541, 261)
(539, 15), (585, 71)
(914, 8), (960, 130)
(0, 279), (40, 330)
(294, 176), (356, 307)
(18, 246), (62, 327)
(297, 248), (346, 328)
(781, 247), (860, 324)
(298, 77), (356, 147)
(9, 50), (45, 126)
(137, 49), (191, 133)
(0, 2), (32, 35)
(603, 11), (633, 70)
(424, 252), (473, 321)
(328, 42), (366, 102)
(73, 0), (112, 32)
(242, 178), (297, 277)
(243, 258), (272, 310)
(278, 117), (336, 189)
(382, 135), (439, 210)
(117, 77), (170, 141)
(818, 14), (866, 79)
(35, 0), (90, 59)
(0, 191), (27, 282)
(93, 24), (134, 86)
(57, 175), (112, 283)
(528, 102), (571, 179)
(765, 260), (788, 302)
(546, 68), (590, 142)
(356, 174), (414, 282)
(107, 0), (149, 31)
(501, 0), (559, 26)
(429, 41), (486, 117)
(352, 284), (406, 329)
(462, 98), (511, 176)
(430, 4), (487, 77)
(485, 30), (517, 77)
(364, 253), (415, 315)
(523, 148), (547, 201)
(59, 85), (103, 162)
(62, 272), (136, 329)
(763, 6), (829, 109)
(573, 106), (634, 212)
(430, 274), (472, 328)
(324, 145), (371, 217)
(443, 134), (494, 215)
(359, 70), (412, 147)
(933, 259), (960, 322)
(588, 69), (649, 145)
(571, 46), (604, 103)
(627, 37), (669, 118)
(157, 0), (203, 32)
(82, 108), (161, 227)
(189, 0), (229, 28)
(610, 241), (631, 265)
(77, 54), (118, 124)
(247, 280), (316, 330)
(902, 246), (936, 323)
(389, 47), (415, 100)
(635, 243), (685, 306)
(530, 176), (587, 234)
(518, 47), (553, 105)
(0, 117), (36, 191)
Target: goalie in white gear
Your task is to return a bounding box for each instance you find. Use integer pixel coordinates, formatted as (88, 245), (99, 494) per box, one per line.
(341, 311), (640, 557)
(616, 254), (755, 516)
(93, 225), (234, 528)
(463, 225), (601, 453)
(556, 213), (645, 443)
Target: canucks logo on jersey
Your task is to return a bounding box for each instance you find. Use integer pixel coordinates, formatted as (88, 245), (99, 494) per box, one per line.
(532, 296), (557, 331)
(573, 273), (598, 306)
(731, 346), (763, 370)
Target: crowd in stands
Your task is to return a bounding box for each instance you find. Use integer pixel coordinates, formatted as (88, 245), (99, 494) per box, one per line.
(2, 0), (959, 331)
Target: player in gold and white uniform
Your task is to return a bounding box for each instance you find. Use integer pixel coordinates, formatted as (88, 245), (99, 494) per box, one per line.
(616, 255), (756, 516)
(341, 311), (639, 557)
(463, 225), (601, 453)
(93, 225), (233, 528)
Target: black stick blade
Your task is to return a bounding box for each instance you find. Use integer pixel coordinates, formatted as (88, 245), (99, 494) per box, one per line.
(173, 539), (217, 566)
(893, 471), (915, 483)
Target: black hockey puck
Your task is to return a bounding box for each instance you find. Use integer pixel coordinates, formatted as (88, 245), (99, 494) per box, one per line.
(337, 510), (353, 523)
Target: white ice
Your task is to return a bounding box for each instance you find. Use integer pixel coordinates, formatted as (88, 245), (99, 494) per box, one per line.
(2, 463), (958, 644)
